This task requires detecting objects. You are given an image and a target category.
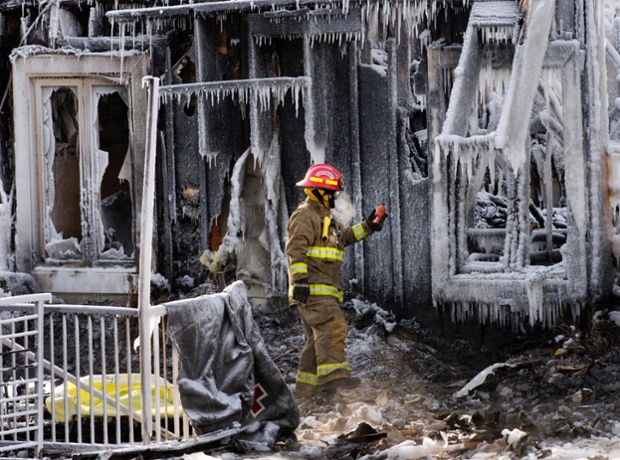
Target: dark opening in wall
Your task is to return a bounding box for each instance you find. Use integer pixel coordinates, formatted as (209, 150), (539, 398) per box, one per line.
(98, 91), (133, 257)
(50, 87), (82, 246)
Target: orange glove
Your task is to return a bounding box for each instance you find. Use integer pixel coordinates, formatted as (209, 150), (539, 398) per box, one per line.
(366, 204), (388, 231)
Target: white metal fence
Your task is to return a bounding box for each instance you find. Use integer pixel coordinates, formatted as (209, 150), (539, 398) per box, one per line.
(0, 294), (195, 457)
(0, 293), (48, 455)
(0, 76), (243, 458)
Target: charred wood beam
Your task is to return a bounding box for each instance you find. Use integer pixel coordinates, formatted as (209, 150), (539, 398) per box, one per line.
(160, 48), (176, 282)
(0, 0), (153, 12)
(0, 1), (36, 13)
(529, 200), (545, 228)
(194, 16), (213, 255)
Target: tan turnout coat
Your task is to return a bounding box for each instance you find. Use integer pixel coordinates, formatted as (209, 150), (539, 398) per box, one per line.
(286, 197), (373, 302)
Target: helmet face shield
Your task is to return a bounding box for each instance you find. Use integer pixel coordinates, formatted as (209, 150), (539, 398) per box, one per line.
(296, 163), (344, 191)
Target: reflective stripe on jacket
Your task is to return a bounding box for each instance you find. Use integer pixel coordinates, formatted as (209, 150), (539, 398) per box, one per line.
(285, 197), (372, 301)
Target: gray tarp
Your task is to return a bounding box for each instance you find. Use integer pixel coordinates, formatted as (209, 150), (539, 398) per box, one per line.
(165, 280), (299, 445)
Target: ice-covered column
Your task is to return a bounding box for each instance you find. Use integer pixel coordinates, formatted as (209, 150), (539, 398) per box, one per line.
(387, 38), (403, 306)
(238, 18), (288, 307)
(0, 13), (13, 271)
(303, 35), (326, 164)
(584, 0), (615, 300)
(194, 15), (229, 251)
(248, 16), (274, 161)
(495, 0), (556, 171)
(349, 41), (365, 288)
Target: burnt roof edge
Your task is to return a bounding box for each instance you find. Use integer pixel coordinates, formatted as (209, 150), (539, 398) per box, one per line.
(105, 0), (364, 22)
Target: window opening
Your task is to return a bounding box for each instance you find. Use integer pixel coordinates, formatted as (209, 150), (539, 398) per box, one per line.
(455, 63), (567, 273)
(39, 80), (134, 265)
(527, 71), (567, 266)
(96, 91), (133, 259)
(467, 157), (511, 267)
(44, 86), (82, 261)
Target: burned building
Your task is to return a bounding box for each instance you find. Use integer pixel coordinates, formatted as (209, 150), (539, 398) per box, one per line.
(0, 0), (618, 336)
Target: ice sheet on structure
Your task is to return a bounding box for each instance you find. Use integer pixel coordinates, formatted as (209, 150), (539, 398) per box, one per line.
(209, 134), (289, 294)
(0, 181), (14, 271)
(260, 134), (288, 292)
(223, 149), (249, 255)
(469, 1), (520, 27)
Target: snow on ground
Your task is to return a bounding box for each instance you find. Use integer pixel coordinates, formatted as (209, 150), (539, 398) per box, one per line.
(185, 294), (620, 460)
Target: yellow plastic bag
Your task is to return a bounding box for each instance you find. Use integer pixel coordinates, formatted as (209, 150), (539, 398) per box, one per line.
(45, 374), (180, 422)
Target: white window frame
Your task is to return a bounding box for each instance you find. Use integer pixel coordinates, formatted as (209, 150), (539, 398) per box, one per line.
(12, 52), (149, 298)
(36, 79), (135, 264)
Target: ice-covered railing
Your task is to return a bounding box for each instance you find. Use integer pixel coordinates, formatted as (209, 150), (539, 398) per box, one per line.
(158, 77), (310, 114)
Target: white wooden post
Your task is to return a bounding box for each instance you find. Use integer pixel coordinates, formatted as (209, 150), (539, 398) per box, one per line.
(138, 76), (160, 444)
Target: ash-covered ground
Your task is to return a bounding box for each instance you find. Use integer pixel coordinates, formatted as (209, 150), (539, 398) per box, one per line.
(215, 297), (620, 460)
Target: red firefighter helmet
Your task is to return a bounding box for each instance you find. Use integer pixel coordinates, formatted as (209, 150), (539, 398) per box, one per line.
(296, 163), (344, 191)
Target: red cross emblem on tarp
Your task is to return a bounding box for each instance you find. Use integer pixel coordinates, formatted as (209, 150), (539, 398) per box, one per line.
(251, 383), (267, 416)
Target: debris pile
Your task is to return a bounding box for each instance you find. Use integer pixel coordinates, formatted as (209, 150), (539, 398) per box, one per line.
(234, 299), (620, 459)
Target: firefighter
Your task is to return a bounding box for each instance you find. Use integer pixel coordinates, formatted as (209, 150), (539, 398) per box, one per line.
(285, 163), (387, 398)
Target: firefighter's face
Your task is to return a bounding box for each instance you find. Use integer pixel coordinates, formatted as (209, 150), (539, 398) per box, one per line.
(325, 191), (336, 209)
(305, 187), (340, 208)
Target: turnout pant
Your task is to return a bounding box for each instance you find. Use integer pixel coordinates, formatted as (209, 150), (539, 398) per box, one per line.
(295, 295), (351, 393)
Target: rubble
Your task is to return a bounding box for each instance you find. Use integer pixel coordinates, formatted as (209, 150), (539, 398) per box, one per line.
(229, 298), (620, 459)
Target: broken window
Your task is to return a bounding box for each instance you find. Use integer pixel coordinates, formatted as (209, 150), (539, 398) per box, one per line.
(433, 0), (588, 323)
(38, 79), (133, 265)
(527, 71), (567, 267)
(460, 67), (568, 272)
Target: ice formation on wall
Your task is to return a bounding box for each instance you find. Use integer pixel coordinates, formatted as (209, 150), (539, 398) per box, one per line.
(261, 135), (289, 292)
(202, 135), (288, 294)
(159, 77), (307, 119)
(254, 31), (362, 47)
(430, 0), (611, 329)
(362, 0), (470, 42)
(0, 181), (14, 271)
(107, 0), (470, 59)
(495, 0), (555, 172)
